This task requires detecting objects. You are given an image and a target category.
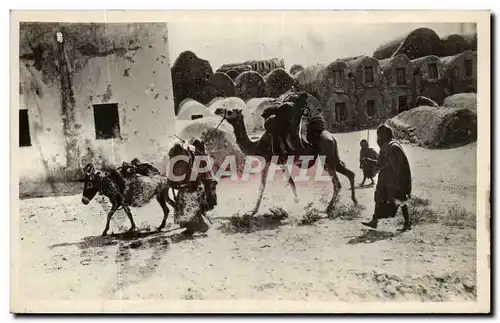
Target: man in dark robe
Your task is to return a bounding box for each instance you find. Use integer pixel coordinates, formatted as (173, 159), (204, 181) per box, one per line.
(361, 124), (412, 232)
(359, 139), (379, 186)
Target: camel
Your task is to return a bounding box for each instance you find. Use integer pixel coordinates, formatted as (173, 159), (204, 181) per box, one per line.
(214, 91), (357, 215)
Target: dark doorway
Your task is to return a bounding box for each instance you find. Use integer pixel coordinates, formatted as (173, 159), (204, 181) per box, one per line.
(335, 102), (347, 122)
(366, 99), (376, 117)
(93, 103), (121, 140)
(19, 109), (31, 147)
(398, 96), (409, 113)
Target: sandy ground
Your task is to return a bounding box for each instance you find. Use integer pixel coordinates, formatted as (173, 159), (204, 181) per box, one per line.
(16, 131), (478, 303)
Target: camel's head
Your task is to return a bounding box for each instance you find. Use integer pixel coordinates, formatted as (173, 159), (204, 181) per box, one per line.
(214, 107), (244, 125)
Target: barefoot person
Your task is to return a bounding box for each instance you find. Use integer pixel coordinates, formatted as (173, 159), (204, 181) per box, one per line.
(359, 139), (379, 186)
(361, 124), (412, 232)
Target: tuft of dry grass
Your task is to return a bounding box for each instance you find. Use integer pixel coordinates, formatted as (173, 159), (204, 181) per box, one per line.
(443, 205), (476, 229)
(396, 196), (475, 228)
(222, 207), (289, 233)
(298, 202), (364, 226)
(298, 203), (321, 226)
(408, 196), (431, 207)
(397, 196), (438, 225)
(327, 203), (365, 220)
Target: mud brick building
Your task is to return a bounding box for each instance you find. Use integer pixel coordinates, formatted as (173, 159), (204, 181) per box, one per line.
(440, 50), (477, 95)
(341, 55), (389, 130)
(18, 22), (176, 184)
(411, 55), (448, 105)
(379, 54), (416, 116)
(295, 60), (354, 129)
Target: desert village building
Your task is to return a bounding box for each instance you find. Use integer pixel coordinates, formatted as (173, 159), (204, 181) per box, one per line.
(171, 50), (213, 114)
(442, 34), (468, 57)
(379, 54), (415, 115)
(176, 99), (215, 121)
(234, 71), (267, 102)
(341, 56), (387, 129)
(205, 72), (237, 99)
(440, 50), (477, 95)
(218, 57), (285, 77)
(411, 55), (448, 105)
(18, 23), (175, 184)
(264, 68), (296, 98)
(289, 64), (305, 76)
(295, 60), (354, 127)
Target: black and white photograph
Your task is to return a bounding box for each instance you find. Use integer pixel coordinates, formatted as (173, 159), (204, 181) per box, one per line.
(10, 10), (490, 313)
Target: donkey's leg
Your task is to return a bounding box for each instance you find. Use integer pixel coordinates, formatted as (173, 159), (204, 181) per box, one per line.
(102, 202), (119, 236)
(121, 204), (137, 233)
(336, 161), (358, 205)
(282, 166), (299, 203)
(248, 162), (271, 215)
(166, 188), (177, 207)
(156, 189), (170, 232)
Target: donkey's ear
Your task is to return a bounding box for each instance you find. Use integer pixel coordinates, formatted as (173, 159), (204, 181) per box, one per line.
(235, 108), (243, 114)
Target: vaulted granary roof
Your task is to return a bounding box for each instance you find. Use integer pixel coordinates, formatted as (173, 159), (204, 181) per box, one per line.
(373, 27), (444, 60)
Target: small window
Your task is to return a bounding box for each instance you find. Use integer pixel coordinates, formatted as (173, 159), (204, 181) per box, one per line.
(191, 114), (203, 120)
(366, 100), (376, 117)
(396, 67), (406, 85)
(335, 102), (347, 122)
(398, 96), (408, 113)
(428, 63), (438, 79)
(464, 59), (473, 77)
(333, 69), (342, 87)
(19, 109), (32, 147)
(364, 66), (374, 83)
(93, 103), (121, 140)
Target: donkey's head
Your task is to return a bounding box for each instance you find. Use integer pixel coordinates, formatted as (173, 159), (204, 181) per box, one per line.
(81, 163), (104, 205)
(119, 161), (137, 178)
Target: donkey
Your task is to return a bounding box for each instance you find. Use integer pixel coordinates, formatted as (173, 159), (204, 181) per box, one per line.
(81, 163), (173, 236)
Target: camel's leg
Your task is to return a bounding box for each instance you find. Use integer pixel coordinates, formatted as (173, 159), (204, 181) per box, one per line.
(102, 202), (119, 236)
(324, 163), (342, 214)
(249, 162), (271, 215)
(282, 166), (299, 203)
(156, 189), (170, 232)
(361, 175), (366, 187)
(336, 161), (358, 205)
(121, 204), (137, 233)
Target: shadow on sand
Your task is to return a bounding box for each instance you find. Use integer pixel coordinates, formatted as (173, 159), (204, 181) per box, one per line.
(49, 226), (210, 298)
(346, 229), (401, 245)
(49, 226), (206, 251)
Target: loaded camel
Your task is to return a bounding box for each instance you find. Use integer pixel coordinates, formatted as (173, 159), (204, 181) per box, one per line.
(80, 139), (217, 236)
(214, 91), (357, 215)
